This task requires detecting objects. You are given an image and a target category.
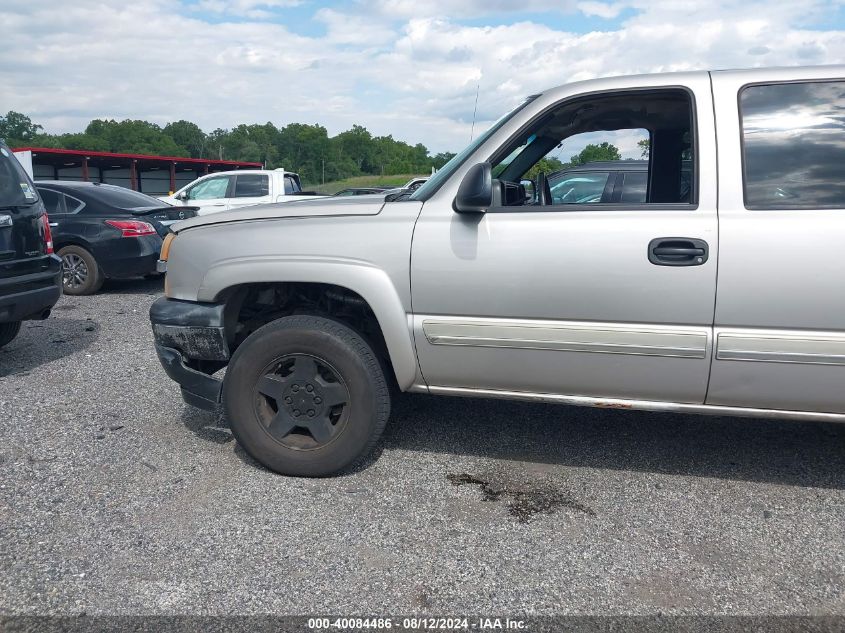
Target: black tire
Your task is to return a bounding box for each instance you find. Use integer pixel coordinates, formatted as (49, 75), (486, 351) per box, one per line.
(58, 245), (104, 296)
(223, 315), (391, 477)
(0, 321), (21, 349)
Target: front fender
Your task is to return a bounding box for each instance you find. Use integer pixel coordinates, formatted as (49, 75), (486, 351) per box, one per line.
(199, 256), (418, 389)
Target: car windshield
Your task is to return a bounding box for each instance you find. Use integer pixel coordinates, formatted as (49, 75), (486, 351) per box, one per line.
(0, 145), (39, 207)
(83, 184), (164, 209)
(410, 95), (539, 201)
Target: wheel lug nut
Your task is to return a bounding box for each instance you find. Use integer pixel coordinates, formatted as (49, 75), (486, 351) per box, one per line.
(284, 397), (292, 404)
(293, 409), (301, 417)
(306, 384), (313, 392)
(292, 385), (299, 392)
(314, 397), (322, 404)
(308, 410), (315, 417)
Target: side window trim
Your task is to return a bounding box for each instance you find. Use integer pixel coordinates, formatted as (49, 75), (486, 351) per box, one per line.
(37, 188), (66, 214)
(485, 202), (699, 214)
(486, 85), (700, 212)
(64, 194), (85, 214)
(604, 172), (621, 203)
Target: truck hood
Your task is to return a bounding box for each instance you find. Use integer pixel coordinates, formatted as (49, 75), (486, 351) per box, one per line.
(170, 196), (384, 233)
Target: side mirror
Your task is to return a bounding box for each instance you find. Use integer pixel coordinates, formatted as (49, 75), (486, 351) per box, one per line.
(453, 162), (492, 213)
(177, 191), (188, 201)
(520, 179), (535, 202)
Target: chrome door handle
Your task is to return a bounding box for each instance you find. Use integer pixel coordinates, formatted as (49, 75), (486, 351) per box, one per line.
(49, 222), (59, 227)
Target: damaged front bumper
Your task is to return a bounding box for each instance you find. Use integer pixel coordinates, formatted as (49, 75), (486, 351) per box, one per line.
(149, 297), (230, 410)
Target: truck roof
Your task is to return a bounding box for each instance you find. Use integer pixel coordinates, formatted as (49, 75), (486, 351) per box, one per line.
(542, 65), (845, 101)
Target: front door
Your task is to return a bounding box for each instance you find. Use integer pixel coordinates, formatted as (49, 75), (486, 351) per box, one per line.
(707, 69), (845, 413)
(183, 174), (233, 215)
(411, 75), (718, 404)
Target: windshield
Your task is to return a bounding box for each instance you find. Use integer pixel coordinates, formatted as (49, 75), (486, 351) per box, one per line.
(0, 145), (39, 207)
(85, 184), (164, 209)
(410, 95), (539, 201)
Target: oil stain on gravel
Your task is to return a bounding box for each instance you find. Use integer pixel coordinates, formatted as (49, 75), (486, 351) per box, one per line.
(447, 473), (595, 523)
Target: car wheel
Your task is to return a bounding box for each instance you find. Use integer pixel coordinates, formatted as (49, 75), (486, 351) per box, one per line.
(58, 245), (104, 296)
(223, 315), (391, 477)
(0, 321), (21, 349)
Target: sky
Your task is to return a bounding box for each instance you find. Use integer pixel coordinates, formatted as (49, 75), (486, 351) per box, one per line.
(2, 0), (845, 154)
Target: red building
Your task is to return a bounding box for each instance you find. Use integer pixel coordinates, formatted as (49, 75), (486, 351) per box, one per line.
(12, 147), (262, 196)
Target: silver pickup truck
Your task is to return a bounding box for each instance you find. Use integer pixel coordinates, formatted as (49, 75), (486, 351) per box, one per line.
(150, 65), (845, 477)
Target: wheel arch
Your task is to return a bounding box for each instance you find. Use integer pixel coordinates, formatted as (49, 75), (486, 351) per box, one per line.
(201, 258), (419, 390)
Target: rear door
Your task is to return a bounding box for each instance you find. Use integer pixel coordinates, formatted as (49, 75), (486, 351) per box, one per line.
(228, 173), (270, 209)
(708, 68), (845, 413)
(0, 146), (49, 278)
(37, 188), (90, 251)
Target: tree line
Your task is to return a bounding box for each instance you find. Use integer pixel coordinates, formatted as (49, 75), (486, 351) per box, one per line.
(1, 110), (628, 184)
(0, 111), (457, 184)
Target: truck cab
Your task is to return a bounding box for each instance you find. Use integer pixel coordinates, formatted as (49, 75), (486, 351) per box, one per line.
(150, 65), (845, 477)
(160, 168), (324, 215)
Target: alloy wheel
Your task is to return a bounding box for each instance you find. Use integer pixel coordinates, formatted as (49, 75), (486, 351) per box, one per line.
(61, 253), (88, 290)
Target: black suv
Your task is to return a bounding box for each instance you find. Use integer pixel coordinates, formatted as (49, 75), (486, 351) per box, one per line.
(0, 141), (62, 349)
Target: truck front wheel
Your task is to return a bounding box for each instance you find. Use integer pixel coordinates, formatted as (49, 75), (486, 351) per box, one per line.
(222, 314), (391, 477)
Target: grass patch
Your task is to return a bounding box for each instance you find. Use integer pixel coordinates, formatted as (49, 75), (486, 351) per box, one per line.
(303, 174), (427, 195)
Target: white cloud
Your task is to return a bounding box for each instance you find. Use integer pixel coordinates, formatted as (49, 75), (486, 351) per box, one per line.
(1, 0), (845, 153)
(577, 2), (628, 19)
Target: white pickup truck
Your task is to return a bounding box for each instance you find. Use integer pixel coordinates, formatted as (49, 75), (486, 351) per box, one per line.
(160, 168), (325, 215)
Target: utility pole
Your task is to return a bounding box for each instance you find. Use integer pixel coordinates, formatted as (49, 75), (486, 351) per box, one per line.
(322, 158), (325, 185)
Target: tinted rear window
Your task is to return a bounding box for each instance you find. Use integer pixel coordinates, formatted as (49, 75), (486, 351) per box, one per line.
(0, 146), (39, 207)
(620, 171), (648, 203)
(740, 80), (845, 209)
(234, 174), (269, 198)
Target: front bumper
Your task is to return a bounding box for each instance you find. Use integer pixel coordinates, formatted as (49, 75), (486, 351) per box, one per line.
(149, 297), (230, 410)
(0, 255), (62, 322)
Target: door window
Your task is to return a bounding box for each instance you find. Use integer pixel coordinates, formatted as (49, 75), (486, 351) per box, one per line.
(37, 188), (65, 214)
(490, 89), (695, 209)
(619, 171), (648, 203)
(740, 80), (845, 209)
(548, 171), (611, 204)
(63, 194), (85, 214)
(186, 176), (231, 200)
(233, 174), (269, 198)
(284, 175), (300, 194)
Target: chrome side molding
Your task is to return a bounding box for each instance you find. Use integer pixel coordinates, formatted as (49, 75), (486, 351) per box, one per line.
(422, 317), (708, 359)
(716, 331), (845, 366)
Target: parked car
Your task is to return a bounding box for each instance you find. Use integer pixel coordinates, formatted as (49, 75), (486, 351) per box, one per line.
(159, 169), (325, 215)
(402, 177), (428, 191)
(333, 187), (391, 197)
(151, 65), (845, 477)
(0, 141), (61, 349)
(35, 181), (197, 295)
(546, 160), (691, 204)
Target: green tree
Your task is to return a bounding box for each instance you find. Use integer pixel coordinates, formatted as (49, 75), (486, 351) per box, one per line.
(637, 138), (650, 158)
(0, 111), (43, 145)
(163, 120), (207, 158)
(84, 119), (186, 156)
(569, 142), (621, 166)
(432, 152), (456, 169)
(525, 156), (565, 181)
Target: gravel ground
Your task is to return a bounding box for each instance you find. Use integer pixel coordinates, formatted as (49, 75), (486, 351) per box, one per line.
(1, 277), (844, 617)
